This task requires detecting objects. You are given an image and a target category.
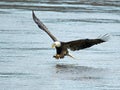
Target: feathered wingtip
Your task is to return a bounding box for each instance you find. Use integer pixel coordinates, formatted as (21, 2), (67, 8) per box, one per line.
(32, 10), (34, 17)
(98, 34), (110, 42)
(32, 10), (37, 22)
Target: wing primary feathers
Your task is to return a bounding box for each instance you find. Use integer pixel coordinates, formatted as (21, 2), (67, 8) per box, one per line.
(98, 34), (110, 42)
(64, 34), (110, 51)
(32, 11), (58, 41)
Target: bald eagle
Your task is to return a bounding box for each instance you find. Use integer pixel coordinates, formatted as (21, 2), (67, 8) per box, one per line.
(32, 11), (109, 59)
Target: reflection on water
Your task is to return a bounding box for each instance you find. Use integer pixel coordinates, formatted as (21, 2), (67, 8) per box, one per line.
(55, 64), (105, 80)
(0, 0), (120, 90)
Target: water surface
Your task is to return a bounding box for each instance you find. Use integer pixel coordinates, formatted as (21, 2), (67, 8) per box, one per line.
(0, 0), (120, 90)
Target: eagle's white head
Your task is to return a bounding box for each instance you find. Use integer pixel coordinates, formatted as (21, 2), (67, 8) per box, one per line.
(52, 41), (61, 48)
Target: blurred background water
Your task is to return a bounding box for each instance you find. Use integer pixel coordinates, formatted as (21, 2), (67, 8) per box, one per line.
(0, 0), (120, 90)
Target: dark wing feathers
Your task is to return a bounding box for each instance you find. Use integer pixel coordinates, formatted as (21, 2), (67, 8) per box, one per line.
(32, 11), (109, 52)
(32, 11), (57, 41)
(65, 35), (109, 51)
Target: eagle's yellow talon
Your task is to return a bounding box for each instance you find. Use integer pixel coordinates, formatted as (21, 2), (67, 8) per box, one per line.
(53, 54), (60, 59)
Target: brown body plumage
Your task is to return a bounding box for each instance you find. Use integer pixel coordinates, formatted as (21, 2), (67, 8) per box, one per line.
(32, 11), (109, 59)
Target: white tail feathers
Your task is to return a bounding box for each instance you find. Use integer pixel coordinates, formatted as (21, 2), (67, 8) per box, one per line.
(98, 34), (110, 42)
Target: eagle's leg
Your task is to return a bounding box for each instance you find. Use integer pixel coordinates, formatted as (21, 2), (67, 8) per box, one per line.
(67, 53), (79, 60)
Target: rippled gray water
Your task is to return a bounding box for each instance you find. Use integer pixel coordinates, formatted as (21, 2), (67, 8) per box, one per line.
(0, 0), (120, 90)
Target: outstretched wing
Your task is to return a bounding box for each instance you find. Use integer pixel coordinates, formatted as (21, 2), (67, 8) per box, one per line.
(32, 11), (58, 41)
(65, 34), (109, 51)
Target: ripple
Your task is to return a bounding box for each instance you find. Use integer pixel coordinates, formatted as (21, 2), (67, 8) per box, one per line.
(0, 47), (53, 51)
(0, 11), (10, 14)
(0, 72), (31, 78)
(0, 30), (38, 35)
(0, 72), (29, 75)
(0, 0), (120, 13)
(0, 41), (42, 44)
(48, 18), (120, 23)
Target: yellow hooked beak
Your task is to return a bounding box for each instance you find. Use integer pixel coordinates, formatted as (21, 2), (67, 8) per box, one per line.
(52, 43), (56, 48)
